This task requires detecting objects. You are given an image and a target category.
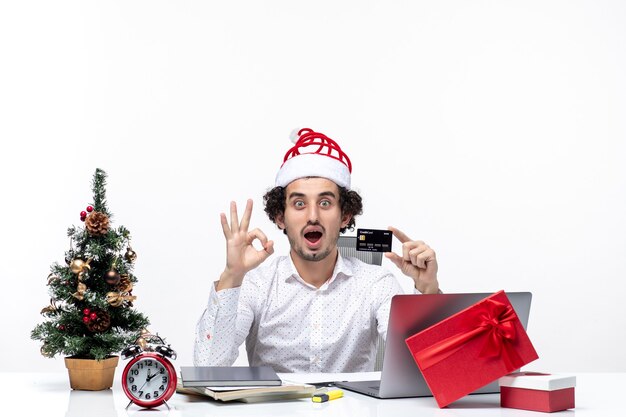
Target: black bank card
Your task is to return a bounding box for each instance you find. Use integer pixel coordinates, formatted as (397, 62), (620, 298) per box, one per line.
(356, 229), (393, 252)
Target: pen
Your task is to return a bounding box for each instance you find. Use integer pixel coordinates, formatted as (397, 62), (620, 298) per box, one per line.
(312, 389), (344, 403)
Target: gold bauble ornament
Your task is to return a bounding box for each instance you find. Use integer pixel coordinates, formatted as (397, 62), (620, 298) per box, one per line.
(137, 337), (148, 350)
(124, 246), (137, 263)
(69, 258), (91, 274)
(40, 343), (54, 358)
(137, 329), (151, 349)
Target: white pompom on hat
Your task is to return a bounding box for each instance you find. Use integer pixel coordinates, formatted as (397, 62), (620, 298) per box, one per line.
(275, 128), (352, 189)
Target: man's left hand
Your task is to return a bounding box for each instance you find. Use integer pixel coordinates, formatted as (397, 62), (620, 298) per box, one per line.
(384, 226), (439, 294)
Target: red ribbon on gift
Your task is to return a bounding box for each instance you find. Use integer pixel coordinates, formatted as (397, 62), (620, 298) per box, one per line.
(414, 298), (524, 371)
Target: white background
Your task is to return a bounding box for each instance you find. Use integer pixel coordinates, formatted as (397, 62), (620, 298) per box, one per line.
(1, 1), (624, 373)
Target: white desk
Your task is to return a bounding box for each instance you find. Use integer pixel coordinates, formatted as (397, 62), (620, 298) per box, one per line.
(3, 372), (623, 416)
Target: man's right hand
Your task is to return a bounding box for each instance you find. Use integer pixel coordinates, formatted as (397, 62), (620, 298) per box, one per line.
(217, 199), (274, 290)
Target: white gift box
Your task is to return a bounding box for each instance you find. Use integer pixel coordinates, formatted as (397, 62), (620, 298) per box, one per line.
(499, 372), (576, 413)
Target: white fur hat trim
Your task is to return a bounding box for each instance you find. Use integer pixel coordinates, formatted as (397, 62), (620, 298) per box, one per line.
(275, 153), (351, 189)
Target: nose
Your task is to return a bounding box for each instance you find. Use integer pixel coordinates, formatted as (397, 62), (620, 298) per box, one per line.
(306, 205), (319, 223)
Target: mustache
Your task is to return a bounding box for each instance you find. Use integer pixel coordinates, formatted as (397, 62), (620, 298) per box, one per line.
(301, 221), (326, 235)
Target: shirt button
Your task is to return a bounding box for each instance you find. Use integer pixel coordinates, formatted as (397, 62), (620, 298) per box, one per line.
(206, 333), (212, 340)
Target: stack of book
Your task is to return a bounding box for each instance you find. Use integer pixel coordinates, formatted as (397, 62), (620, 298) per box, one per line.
(176, 366), (316, 403)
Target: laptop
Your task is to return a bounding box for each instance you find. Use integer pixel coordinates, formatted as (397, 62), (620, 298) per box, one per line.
(335, 292), (533, 399)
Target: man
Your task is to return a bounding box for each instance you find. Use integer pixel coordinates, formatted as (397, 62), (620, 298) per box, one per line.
(194, 128), (439, 372)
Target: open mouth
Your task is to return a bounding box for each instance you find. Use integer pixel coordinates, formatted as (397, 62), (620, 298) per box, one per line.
(304, 231), (323, 244)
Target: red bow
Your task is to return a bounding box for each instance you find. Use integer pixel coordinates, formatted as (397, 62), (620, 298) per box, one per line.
(414, 299), (523, 370)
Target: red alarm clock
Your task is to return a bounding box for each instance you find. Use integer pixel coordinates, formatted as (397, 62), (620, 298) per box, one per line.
(121, 333), (177, 409)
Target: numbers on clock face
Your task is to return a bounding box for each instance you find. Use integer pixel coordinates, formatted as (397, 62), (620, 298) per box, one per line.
(125, 357), (169, 400)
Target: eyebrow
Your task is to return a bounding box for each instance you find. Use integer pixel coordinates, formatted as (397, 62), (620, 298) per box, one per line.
(287, 191), (337, 200)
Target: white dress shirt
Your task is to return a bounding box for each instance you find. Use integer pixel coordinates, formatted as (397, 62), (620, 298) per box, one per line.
(193, 252), (408, 373)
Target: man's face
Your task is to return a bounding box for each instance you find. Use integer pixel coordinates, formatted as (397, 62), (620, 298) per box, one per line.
(277, 177), (351, 262)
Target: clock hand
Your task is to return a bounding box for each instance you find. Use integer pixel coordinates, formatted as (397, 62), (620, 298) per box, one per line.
(135, 370), (153, 395)
(136, 380), (148, 394)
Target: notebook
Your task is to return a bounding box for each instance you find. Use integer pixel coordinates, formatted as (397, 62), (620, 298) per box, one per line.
(176, 378), (315, 402)
(335, 292), (533, 399)
(180, 366), (282, 387)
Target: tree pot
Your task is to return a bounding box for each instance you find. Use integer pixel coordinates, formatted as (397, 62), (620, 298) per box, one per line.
(64, 356), (119, 391)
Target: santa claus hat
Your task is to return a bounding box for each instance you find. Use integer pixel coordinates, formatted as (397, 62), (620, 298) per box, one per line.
(275, 128), (352, 189)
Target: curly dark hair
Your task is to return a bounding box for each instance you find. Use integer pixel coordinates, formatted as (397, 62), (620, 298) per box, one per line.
(263, 183), (363, 234)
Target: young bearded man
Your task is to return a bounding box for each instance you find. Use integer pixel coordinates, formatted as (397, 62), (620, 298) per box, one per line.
(194, 128), (440, 372)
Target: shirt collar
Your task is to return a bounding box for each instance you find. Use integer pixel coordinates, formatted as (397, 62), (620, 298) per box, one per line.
(282, 250), (355, 288)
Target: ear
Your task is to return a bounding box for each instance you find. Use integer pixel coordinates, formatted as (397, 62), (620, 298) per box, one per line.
(276, 213), (285, 230)
(341, 213), (352, 229)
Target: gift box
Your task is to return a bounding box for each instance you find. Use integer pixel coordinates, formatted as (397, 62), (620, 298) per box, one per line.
(405, 290), (539, 408)
(499, 372), (576, 413)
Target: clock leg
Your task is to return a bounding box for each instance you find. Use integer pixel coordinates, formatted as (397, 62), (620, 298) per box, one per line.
(163, 400), (171, 410)
(125, 399), (134, 410)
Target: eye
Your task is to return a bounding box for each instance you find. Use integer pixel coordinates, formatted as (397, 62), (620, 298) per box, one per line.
(294, 200), (305, 208)
(320, 200), (331, 208)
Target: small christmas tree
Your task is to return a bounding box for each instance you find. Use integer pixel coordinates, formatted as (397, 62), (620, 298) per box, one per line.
(31, 168), (149, 361)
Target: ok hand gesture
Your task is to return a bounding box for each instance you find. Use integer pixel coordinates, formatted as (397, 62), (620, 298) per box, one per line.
(217, 199), (274, 290)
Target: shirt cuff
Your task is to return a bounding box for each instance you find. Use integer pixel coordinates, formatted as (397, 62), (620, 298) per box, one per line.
(209, 282), (241, 316)
(413, 286), (443, 295)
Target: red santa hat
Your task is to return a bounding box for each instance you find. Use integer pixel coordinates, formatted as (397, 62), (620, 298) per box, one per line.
(275, 128), (352, 189)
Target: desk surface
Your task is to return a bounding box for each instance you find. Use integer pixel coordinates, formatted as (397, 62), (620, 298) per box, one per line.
(3, 372), (623, 416)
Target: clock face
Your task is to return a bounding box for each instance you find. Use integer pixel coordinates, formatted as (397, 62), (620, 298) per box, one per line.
(122, 353), (176, 408)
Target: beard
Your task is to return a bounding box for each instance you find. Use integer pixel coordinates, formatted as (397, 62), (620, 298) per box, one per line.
(285, 223), (340, 262)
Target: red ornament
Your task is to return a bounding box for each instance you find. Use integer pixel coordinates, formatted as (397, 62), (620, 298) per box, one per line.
(83, 308), (90, 316)
(86, 206), (94, 212)
(58, 325), (66, 331)
(82, 316), (90, 323)
(80, 211), (87, 217)
(89, 312), (97, 320)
